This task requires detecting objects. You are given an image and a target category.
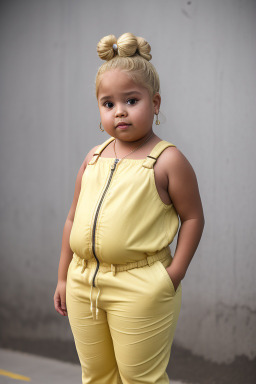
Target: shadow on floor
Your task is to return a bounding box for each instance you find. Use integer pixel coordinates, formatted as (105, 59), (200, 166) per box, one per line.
(1, 338), (256, 384)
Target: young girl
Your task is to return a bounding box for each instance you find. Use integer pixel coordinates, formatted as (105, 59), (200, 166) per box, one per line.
(54, 32), (204, 384)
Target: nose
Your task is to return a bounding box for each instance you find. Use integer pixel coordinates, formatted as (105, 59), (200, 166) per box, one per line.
(115, 103), (127, 117)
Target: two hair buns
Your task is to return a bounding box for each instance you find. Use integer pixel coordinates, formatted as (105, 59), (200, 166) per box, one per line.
(97, 32), (152, 62)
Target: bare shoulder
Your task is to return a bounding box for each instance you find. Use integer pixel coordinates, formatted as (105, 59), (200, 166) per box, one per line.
(159, 145), (195, 178)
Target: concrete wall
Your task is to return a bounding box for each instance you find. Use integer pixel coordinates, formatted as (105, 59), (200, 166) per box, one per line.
(0, 0), (255, 364)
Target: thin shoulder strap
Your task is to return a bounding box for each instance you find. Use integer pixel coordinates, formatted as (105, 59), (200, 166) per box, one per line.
(142, 140), (176, 169)
(88, 137), (115, 165)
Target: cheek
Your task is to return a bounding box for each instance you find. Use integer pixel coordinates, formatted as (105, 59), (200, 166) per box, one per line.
(99, 108), (108, 119)
(101, 112), (113, 127)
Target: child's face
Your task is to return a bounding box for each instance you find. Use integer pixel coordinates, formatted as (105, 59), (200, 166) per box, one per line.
(97, 69), (160, 141)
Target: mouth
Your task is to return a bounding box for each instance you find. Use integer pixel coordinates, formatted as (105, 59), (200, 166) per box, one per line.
(116, 122), (131, 129)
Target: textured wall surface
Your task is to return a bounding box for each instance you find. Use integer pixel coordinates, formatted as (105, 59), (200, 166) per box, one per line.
(0, 0), (255, 363)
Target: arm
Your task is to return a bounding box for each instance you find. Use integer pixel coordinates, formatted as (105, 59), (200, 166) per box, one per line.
(164, 148), (205, 290)
(53, 145), (99, 316)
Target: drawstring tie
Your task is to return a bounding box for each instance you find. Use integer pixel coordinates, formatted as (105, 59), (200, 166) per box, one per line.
(89, 285), (101, 320)
(95, 287), (101, 319)
(80, 260), (101, 321)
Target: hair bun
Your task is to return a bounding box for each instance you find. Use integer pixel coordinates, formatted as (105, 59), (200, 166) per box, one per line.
(97, 34), (118, 61)
(136, 36), (152, 61)
(97, 33), (152, 61)
(116, 32), (137, 57)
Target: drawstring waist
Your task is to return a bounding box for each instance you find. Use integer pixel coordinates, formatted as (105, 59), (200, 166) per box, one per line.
(72, 247), (173, 320)
(73, 247), (172, 275)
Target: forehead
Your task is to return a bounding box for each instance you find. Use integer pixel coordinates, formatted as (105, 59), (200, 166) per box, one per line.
(98, 69), (148, 97)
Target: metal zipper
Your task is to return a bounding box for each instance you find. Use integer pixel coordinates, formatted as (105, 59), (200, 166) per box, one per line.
(91, 158), (119, 287)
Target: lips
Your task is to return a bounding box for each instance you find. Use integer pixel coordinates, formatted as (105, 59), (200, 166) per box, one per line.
(116, 122), (130, 128)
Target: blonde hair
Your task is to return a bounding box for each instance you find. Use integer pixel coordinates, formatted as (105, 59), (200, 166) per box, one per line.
(95, 33), (160, 99)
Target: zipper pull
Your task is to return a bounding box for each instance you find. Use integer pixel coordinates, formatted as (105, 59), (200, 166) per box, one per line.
(111, 158), (119, 170)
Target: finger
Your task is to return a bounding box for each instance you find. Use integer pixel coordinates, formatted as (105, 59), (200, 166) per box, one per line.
(60, 291), (67, 309)
(53, 291), (68, 316)
(54, 295), (64, 314)
(55, 302), (67, 316)
(56, 307), (66, 316)
(60, 298), (66, 310)
(55, 298), (68, 316)
(54, 294), (60, 308)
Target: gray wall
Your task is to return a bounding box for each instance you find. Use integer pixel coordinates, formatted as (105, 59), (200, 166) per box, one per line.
(1, 0), (255, 364)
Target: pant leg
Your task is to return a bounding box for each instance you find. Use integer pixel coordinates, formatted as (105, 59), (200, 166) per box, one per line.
(66, 257), (122, 384)
(98, 260), (182, 384)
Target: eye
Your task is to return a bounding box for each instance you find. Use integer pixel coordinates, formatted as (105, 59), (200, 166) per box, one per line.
(103, 101), (114, 109)
(127, 98), (138, 105)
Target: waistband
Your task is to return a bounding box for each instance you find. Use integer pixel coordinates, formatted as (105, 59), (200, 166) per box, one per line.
(72, 247), (172, 321)
(72, 246), (172, 275)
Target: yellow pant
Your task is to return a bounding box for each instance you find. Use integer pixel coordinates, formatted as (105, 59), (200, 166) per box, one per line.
(66, 249), (182, 384)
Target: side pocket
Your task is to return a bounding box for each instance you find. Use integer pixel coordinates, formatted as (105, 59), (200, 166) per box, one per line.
(156, 260), (176, 294)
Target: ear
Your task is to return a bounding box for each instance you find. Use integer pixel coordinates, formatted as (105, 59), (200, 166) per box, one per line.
(152, 92), (161, 114)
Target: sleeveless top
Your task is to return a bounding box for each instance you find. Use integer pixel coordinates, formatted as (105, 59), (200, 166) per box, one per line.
(69, 136), (180, 264)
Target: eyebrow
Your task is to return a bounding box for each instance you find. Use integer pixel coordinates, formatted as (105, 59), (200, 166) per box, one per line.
(99, 91), (142, 102)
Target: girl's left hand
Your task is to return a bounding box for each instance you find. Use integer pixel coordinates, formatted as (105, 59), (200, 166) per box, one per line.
(165, 266), (182, 292)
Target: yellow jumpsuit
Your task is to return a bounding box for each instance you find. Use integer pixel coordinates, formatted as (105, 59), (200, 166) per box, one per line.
(66, 136), (182, 384)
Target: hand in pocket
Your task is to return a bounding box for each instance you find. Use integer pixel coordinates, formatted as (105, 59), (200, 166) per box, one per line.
(165, 266), (181, 292)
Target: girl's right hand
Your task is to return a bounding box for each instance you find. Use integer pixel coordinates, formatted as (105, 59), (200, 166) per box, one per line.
(53, 281), (68, 316)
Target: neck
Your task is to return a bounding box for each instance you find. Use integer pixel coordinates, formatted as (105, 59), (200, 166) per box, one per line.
(113, 131), (155, 160)
(114, 131), (155, 150)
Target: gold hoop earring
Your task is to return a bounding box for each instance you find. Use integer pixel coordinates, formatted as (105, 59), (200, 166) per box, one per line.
(99, 122), (104, 132)
(155, 114), (160, 125)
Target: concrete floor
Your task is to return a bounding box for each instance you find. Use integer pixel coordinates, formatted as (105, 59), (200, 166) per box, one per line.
(1, 339), (256, 383)
(0, 348), (189, 384)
